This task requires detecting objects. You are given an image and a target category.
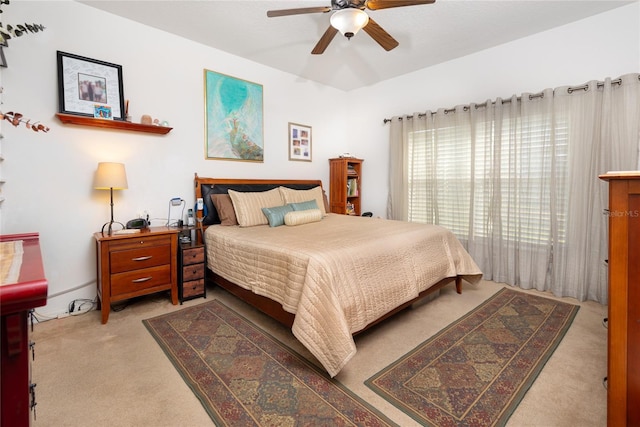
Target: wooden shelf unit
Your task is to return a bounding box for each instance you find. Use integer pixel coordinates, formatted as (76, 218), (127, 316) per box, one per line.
(329, 157), (363, 216)
(56, 113), (172, 135)
(599, 172), (640, 427)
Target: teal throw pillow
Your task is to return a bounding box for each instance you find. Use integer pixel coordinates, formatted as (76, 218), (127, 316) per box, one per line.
(289, 199), (318, 211)
(262, 204), (294, 227)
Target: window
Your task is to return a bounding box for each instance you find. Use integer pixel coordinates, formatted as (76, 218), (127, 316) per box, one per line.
(406, 109), (569, 245)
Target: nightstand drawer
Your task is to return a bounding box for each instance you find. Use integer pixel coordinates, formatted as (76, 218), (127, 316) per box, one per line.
(111, 245), (170, 273)
(182, 247), (205, 265)
(182, 263), (204, 281)
(182, 279), (205, 298)
(111, 265), (171, 296)
(108, 234), (171, 250)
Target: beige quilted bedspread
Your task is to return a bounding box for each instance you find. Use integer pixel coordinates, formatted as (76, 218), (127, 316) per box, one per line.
(205, 214), (482, 377)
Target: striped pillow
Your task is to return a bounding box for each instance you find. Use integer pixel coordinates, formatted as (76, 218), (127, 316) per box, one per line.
(228, 188), (284, 227)
(284, 209), (323, 226)
(279, 186), (327, 216)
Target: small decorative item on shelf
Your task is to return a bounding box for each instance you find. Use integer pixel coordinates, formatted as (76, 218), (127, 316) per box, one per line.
(93, 105), (112, 119)
(346, 202), (355, 215)
(141, 114), (152, 125)
(153, 118), (170, 127)
(125, 99), (132, 122)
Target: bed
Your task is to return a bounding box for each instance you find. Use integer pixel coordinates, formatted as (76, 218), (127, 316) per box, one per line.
(194, 175), (482, 376)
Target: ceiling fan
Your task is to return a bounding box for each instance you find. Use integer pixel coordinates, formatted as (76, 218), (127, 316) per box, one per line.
(266, 0), (435, 55)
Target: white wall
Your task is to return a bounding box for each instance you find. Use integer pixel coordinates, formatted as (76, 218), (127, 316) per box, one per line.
(1, 1), (638, 317)
(350, 2), (640, 217)
(0, 1), (349, 316)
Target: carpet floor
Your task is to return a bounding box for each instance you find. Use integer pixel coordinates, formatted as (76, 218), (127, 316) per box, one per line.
(366, 288), (579, 427)
(143, 299), (397, 426)
(30, 280), (607, 426)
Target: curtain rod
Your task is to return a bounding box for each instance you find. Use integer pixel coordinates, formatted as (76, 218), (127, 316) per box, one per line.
(383, 77), (627, 124)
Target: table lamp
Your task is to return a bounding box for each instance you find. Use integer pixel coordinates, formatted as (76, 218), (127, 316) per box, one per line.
(94, 162), (128, 235)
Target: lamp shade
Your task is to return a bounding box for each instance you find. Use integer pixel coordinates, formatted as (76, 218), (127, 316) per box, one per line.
(330, 8), (369, 38)
(94, 162), (128, 190)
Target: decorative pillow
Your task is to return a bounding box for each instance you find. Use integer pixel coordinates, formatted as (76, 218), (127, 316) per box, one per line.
(210, 194), (238, 226)
(284, 209), (323, 226)
(279, 186), (327, 216)
(261, 204), (294, 227)
(289, 200), (318, 211)
(228, 188), (284, 227)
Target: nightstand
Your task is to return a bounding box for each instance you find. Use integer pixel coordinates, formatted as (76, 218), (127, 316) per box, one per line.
(94, 227), (179, 324)
(178, 238), (206, 303)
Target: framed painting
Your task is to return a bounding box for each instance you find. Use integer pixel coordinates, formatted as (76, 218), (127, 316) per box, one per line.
(57, 51), (125, 120)
(204, 69), (264, 162)
(288, 122), (312, 162)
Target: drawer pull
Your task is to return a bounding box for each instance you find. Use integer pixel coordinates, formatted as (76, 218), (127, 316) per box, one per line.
(132, 276), (152, 283)
(132, 256), (153, 262)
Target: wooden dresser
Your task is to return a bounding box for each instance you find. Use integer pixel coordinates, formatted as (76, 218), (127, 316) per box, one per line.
(599, 172), (640, 426)
(1, 233), (48, 426)
(94, 227), (179, 324)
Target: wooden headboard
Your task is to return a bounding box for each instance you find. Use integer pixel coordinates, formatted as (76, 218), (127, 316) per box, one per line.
(194, 174), (325, 227)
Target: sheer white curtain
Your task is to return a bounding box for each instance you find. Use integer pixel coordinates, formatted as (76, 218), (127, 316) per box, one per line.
(388, 73), (640, 303)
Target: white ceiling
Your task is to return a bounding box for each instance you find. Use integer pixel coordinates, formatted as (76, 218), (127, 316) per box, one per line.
(80, 0), (633, 91)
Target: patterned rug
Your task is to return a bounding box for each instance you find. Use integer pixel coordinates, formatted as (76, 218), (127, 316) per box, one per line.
(143, 299), (397, 427)
(365, 288), (579, 427)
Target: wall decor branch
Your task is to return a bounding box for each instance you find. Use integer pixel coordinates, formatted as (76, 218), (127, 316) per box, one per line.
(0, 111), (50, 132)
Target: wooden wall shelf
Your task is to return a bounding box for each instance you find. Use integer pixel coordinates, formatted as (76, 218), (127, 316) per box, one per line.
(56, 113), (172, 135)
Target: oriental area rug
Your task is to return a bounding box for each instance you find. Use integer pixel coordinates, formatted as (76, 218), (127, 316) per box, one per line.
(365, 288), (579, 427)
(143, 299), (396, 427)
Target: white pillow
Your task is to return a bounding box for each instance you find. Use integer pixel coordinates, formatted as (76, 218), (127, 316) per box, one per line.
(279, 186), (327, 216)
(284, 209), (322, 226)
(228, 188), (284, 227)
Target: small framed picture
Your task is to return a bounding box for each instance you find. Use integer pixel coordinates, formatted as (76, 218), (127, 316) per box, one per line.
(288, 122), (312, 162)
(57, 51), (125, 120)
(94, 105), (112, 119)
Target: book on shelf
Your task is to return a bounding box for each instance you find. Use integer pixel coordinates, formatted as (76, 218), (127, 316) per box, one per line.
(347, 178), (358, 197)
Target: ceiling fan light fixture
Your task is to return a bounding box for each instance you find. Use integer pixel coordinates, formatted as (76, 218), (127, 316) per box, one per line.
(330, 8), (369, 39)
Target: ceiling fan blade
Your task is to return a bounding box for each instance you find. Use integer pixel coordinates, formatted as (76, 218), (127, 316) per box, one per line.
(267, 6), (331, 18)
(362, 18), (399, 51)
(365, 0), (435, 11)
(311, 25), (339, 55)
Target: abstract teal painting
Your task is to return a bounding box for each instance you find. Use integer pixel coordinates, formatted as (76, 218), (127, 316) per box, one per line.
(204, 70), (264, 161)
